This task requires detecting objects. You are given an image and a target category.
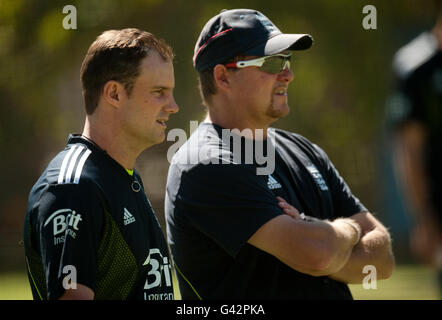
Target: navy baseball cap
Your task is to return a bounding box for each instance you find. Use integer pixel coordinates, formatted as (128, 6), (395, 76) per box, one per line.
(193, 9), (313, 72)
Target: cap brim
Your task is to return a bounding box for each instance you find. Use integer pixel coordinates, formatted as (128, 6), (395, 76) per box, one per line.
(245, 33), (313, 56)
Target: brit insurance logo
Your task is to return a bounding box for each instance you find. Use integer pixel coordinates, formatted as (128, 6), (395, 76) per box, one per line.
(306, 163), (329, 191)
(43, 209), (82, 245)
(142, 248), (174, 300)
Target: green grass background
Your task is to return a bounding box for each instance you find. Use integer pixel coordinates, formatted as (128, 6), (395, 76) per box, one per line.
(0, 264), (439, 300)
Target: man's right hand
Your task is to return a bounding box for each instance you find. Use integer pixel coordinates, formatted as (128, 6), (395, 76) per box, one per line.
(276, 196), (302, 220)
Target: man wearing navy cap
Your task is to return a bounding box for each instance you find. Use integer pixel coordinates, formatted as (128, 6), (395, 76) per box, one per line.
(166, 9), (394, 299)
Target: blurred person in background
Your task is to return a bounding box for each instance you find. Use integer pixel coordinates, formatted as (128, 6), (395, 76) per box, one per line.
(23, 28), (179, 300)
(388, 0), (442, 294)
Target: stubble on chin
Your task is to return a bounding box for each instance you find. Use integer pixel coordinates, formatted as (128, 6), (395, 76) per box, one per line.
(266, 96), (290, 119)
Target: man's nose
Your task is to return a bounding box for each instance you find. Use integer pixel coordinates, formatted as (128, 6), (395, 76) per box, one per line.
(277, 65), (294, 83)
(165, 97), (179, 114)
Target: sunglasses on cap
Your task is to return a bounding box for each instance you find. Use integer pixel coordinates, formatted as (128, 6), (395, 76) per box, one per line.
(225, 53), (292, 74)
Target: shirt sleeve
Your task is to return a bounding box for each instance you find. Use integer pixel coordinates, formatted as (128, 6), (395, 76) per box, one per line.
(34, 182), (104, 299)
(311, 143), (369, 218)
(386, 84), (424, 130)
(176, 163), (283, 258)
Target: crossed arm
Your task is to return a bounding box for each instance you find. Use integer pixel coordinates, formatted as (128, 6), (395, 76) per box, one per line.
(248, 197), (394, 283)
(327, 211), (395, 283)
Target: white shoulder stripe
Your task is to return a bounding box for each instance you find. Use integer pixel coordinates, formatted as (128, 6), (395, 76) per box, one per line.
(65, 146), (84, 183)
(73, 149), (92, 184)
(58, 146), (78, 184)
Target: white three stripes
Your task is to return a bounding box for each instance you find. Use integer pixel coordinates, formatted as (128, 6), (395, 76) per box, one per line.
(74, 149), (92, 184)
(58, 146), (77, 184)
(58, 146), (92, 184)
(65, 146), (84, 183)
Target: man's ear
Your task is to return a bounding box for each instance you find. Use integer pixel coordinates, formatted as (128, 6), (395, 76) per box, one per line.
(213, 64), (231, 92)
(102, 81), (127, 108)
